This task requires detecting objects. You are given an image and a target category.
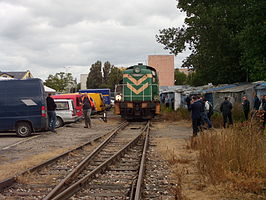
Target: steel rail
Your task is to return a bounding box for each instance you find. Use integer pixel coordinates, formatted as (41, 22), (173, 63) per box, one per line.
(44, 121), (129, 200)
(134, 121), (150, 200)
(50, 121), (150, 200)
(0, 121), (127, 192)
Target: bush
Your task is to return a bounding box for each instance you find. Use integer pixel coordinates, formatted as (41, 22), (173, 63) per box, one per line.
(211, 103), (246, 128)
(196, 122), (266, 194)
(160, 105), (191, 121)
(232, 103), (245, 122)
(210, 111), (224, 128)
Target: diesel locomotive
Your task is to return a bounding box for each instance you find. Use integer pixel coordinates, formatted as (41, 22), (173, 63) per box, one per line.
(114, 63), (160, 120)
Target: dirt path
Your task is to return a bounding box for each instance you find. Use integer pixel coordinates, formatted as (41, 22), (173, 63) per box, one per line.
(0, 114), (122, 181)
(148, 119), (219, 199)
(151, 120), (219, 200)
(151, 119), (265, 200)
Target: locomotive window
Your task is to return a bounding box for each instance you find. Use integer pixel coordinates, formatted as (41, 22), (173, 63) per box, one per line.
(132, 74), (143, 77)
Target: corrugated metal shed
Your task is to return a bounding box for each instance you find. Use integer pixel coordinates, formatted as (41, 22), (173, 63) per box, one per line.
(255, 82), (266, 90)
(201, 84), (238, 93)
(216, 83), (255, 93)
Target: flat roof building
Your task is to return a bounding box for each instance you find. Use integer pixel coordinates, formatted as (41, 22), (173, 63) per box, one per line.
(148, 55), (174, 87)
(80, 74), (88, 90)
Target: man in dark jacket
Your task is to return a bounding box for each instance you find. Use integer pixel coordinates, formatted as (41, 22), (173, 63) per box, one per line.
(262, 95), (266, 128)
(189, 96), (202, 136)
(220, 97), (233, 128)
(253, 94), (260, 110)
(83, 96), (92, 128)
(242, 96), (250, 120)
(46, 93), (57, 132)
(185, 95), (191, 110)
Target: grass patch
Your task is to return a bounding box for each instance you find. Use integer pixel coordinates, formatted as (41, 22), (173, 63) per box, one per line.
(196, 122), (266, 195)
(211, 103), (247, 128)
(160, 105), (191, 121)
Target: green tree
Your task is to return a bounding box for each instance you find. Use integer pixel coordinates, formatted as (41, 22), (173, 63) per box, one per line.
(76, 82), (81, 91)
(87, 61), (103, 89)
(103, 61), (111, 83)
(237, 1), (266, 81)
(107, 66), (123, 90)
(156, 1), (265, 84)
(174, 69), (187, 85)
(44, 72), (74, 92)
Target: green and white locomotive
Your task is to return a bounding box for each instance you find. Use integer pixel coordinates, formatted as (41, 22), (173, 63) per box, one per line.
(114, 63), (160, 120)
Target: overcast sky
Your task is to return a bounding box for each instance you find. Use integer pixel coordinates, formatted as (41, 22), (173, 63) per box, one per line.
(0, 0), (187, 81)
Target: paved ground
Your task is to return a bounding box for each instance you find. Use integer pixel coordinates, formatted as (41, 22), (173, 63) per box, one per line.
(0, 112), (122, 180)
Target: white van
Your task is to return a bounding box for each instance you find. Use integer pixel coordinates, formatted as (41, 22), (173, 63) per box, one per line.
(54, 99), (79, 128)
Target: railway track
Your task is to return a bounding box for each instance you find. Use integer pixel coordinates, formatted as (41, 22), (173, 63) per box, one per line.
(0, 121), (128, 199)
(0, 121), (150, 200)
(143, 138), (176, 199)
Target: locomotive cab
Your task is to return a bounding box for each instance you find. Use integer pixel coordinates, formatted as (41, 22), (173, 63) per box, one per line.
(114, 64), (160, 120)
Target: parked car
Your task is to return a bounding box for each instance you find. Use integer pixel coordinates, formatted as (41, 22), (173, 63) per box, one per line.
(54, 99), (79, 128)
(52, 94), (83, 117)
(0, 78), (48, 137)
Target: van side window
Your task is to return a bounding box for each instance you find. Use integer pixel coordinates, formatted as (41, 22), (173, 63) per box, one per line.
(55, 102), (69, 110)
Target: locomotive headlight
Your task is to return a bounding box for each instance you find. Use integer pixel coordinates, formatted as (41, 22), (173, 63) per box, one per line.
(134, 67), (141, 73)
(154, 95), (160, 101)
(115, 95), (122, 101)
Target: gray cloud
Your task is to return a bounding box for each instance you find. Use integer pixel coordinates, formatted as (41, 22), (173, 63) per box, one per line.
(0, 0), (186, 80)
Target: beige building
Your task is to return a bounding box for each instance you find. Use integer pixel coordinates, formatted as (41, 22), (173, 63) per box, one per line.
(148, 55), (174, 87)
(80, 74), (88, 90)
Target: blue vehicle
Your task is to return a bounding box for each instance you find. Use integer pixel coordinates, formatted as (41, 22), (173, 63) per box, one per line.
(0, 78), (48, 137)
(79, 88), (111, 107)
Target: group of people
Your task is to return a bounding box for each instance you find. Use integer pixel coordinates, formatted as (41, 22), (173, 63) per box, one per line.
(46, 94), (93, 132)
(186, 94), (266, 136)
(186, 95), (213, 136)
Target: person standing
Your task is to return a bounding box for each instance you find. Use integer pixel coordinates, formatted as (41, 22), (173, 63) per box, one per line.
(242, 96), (250, 120)
(46, 93), (57, 133)
(253, 94), (260, 110)
(189, 96), (202, 136)
(260, 95), (266, 110)
(198, 98), (212, 128)
(83, 96), (92, 128)
(220, 97), (233, 128)
(185, 95), (191, 110)
(262, 95), (266, 128)
(206, 100), (214, 120)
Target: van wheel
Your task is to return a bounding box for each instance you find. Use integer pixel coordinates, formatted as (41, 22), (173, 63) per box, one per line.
(56, 117), (64, 128)
(16, 122), (32, 137)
